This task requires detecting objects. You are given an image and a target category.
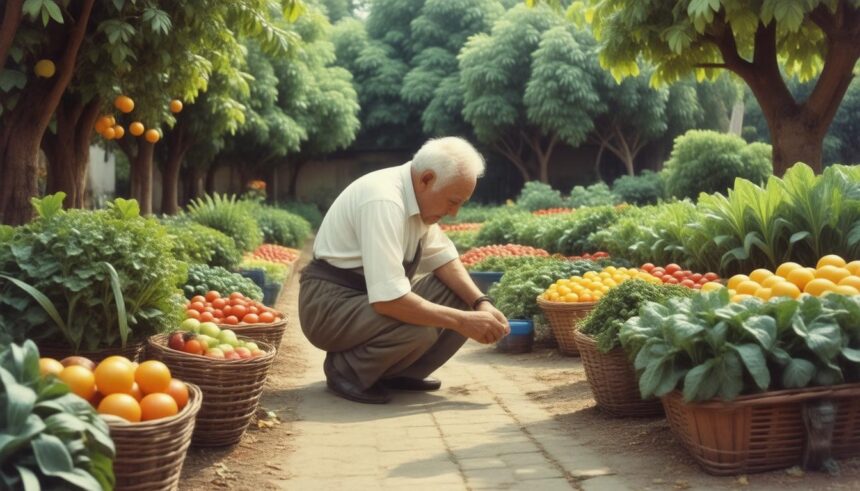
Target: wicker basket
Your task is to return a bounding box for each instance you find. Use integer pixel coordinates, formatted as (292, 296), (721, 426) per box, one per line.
(662, 384), (860, 475)
(574, 331), (663, 417)
(217, 317), (288, 351)
(146, 333), (276, 447)
(107, 383), (202, 490)
(536, 297), (596, 356)
(36, 340), (145, 363)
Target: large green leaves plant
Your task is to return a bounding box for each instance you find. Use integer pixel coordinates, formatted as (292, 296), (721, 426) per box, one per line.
(0, 341), (115, 490)
(187, 194), (263, 252)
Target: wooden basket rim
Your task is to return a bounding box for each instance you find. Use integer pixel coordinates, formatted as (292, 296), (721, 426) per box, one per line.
(662, 382), (860, 409)
(104, 382), (203, 429)
(215, 317), (288, 329)
(536, 297), (597, 311)
(146, 333), (276, 365)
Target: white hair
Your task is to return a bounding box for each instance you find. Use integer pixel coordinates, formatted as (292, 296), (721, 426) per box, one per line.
(411, 137), (485, 187)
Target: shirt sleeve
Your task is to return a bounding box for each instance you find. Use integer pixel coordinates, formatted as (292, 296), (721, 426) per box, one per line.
(420, 224), (459, 272)
(355, 200), (412, 303)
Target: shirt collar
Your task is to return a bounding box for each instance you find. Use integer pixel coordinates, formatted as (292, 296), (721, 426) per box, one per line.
(401, 161), (421, 218)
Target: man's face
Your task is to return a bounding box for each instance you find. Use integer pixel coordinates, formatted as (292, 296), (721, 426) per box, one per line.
(413, 169), (476, 225)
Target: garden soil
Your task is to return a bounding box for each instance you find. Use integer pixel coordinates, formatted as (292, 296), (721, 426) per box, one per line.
(179, 239), (860, 490)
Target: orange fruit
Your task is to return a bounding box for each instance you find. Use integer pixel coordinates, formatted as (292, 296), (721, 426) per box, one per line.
(838, 276), (860, 290)
(95, 116), (113, 133)
(165, 379), (189, 409)
(58, 365), (96, 400)
(114, 95), (134, 113)
(144, 129), (160, 143)
(735, 280), (761, 296)
(135, 360), (172, 394)
(761, 275), (785, 288)
(169, 99), (183, 113)
(749, 269), (773, 284)
(140, 393), (178, 421)
(127, 382), (143, 401)
(39, 358), (65, 377)
(845, 260), (860, 276)
(775, 262), (803, 278)
(786, 268), (815, 290)
(103, 356), (134, 368)
(817, 254), (846, 269)
(754, 287), (773, 300)
(731, 294), (753, 303)
(771, 281), (802, 299)
(98, 393), (141, 422)
(94, 358), (135, 395)
(804, 278), (838, 296)
(34, 59), (55, 78)
(727, 274), (750, 290)
(113, 125), (125, 138)
(831, 285), (860, 296)
(815, 265), (851, 284)
(129, 121), (144, 136)
(102, 127), (116, 140)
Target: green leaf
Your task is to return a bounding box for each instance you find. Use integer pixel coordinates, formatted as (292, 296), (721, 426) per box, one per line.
(842, 346), (860, 362)
(108, 198), (140, 219)
(22, 0), (43, 19)
(782, 357), (816, 388)
(43, 413), (87, 436)
(717, 351), (744, 400)
(0, 414), (46, 464)
(43, 0), (63, 23)
(30, 192), (65, 219)
(740, 315), (776, 349)
(0, 69), (27, 92)
(3, 376), (37, 431)
(32, 433), (74, 475)
(15, 465), (40, 491)
(0, 275), (72, 344)
(101, 262), (128, 347)
(682, 358), (717, 402)
(732, 343), (770, 391)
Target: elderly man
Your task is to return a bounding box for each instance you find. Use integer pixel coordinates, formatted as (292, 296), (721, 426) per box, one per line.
(298, 137), (510, 404)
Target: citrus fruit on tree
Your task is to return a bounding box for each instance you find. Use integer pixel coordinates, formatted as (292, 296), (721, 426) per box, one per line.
(98, 393), (142, 422)
(129, 121), (144, 136)
(169, 99), (183, 113)
(114, 95), (135, 113)
(95, 116), (113, 133)
(34, 59), (55, 78)
(113, 125), (125, 138)
(94, 357), (135, 395)
(135, 360), (172, 394)
(140, 393), (179, 421)
(102, 127), (116, 140)
(144, 129), (160, 143)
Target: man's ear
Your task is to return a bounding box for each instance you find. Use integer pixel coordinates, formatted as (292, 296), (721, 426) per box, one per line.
(420, 170), (436, 189)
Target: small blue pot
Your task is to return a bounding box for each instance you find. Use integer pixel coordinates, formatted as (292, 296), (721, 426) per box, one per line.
(238, 268), (266, 290)
(469, 271), (504, 294)
(497, 319), (534, 354)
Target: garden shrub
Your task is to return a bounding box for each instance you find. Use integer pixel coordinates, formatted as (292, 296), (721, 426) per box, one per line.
(441, 203), (508, 224)
(280, 201), (323, 229)
(161, 217), (242, 270)
(516, 181), (564, 211)
(184, 263), (263, 301)
(0, 196), (186, 351)
(474, 210), (533, 246)
(566, 182), (619, 208)
(187, 193), (263, 252)
(556, 205), (622, 255)
(662, 130), (772, 200)
(612, 170), (665, 205)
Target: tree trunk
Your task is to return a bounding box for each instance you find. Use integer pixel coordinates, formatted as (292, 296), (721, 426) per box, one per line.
(593, 142), (606, 182)
(767, 117), (827, 176)
(44, 96), (100, 208)
(133, 140), (155, 215)
(0, 0), (24, 70)
(205, 162), (218, 195)
(287, 160), (308, 199)
(161, 120), (190, 215)
(0, 0), (95, 224)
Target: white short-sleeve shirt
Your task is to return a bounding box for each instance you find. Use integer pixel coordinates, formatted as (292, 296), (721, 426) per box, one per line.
(313, 162), (459, 303)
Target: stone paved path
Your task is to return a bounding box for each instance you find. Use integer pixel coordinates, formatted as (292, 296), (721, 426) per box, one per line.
(272, 321), (629, 490)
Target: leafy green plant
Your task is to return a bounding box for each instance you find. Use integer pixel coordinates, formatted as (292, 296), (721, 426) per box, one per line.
(187, 193), (263, 252)
(0, 196), (186, 351)
(161, 217), (243, 270)
(516, 181), (564, 212)
(662, 130), (772, 200)
(239, 258), (290, 284)
(0, 341), (115, 490)
(279, 201), (323, 229)
(566, 182), (619, 208)
(441, 203), (509, 224)
(184, 264), (263, 301)
(579, 280), (692, 353)
(612, 170), (665, 205)
(620, 291), (860, 402)
(557, 205), (621, 255)
(446, 230), (479, 253)
(241, 202), (311, 248)
(474, 210), (534, 246)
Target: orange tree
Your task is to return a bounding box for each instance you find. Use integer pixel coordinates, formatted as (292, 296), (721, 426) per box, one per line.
(532, 0), (860, 175)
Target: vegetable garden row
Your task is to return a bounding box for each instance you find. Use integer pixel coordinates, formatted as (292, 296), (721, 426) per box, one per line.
(450, 162), (860, 476)
(0, 192), (312, 490)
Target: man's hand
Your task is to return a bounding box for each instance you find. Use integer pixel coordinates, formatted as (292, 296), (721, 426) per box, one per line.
(455, 309), (509, 344)
(477, 301), (508, 328)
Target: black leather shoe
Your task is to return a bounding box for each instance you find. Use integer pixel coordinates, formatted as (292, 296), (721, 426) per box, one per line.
(381, 376), (442, 391)
(324, 354), (391, 404)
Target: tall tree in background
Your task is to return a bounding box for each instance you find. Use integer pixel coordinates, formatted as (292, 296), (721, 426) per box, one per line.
(538, 0), (860, 175)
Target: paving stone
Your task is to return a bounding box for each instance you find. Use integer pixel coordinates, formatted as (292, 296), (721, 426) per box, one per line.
(463, 467), (517, 489)
(511, 464), (565, 480)
(457, 457), (507, 470)
(509, 478), (575, 490)
(580, 474), (633, 491)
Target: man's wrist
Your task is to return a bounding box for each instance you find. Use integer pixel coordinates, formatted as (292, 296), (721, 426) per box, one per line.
(471, 294), (494, 310)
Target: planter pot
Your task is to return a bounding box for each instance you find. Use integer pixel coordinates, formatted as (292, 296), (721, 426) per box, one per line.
(496, 319), (534, 354)
(262, 282), (282, 307)
(536, 297), (596, 356)
(573, 331), (663, 417)
(238, 268), (266, 290)
(661, 384), (860, 475)
(468, 271), (504, 294)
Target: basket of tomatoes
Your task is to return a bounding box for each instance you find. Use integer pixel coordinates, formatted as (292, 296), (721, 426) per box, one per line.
(185, 290), (288, 350)
(42, 355), (202, 491)
(146, 327), (276, 447)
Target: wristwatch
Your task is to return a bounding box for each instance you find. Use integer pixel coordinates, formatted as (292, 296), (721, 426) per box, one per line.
(471, 295), (494, 310)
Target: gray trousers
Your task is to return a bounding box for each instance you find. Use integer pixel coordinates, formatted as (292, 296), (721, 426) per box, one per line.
(298, 274), (468, 389)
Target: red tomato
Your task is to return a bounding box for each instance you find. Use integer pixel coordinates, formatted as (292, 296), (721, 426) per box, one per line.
(690, 273), (703, 283)
(205, 290), (220, 302)
(665, 264), (681, 274)
(641, 263), (655, 272)
(242, 313), (259, 324)
(223, 316), (239, 325)
(184, 339), (204, 355)
(231, 305), (247, 319)
(259, 312), (275, 323)
(212, 298), (227, 310)
(190, 295), (206, 305)
(189, 301), (205, 312)
(680, 279), (695, 288)
(186, 309), (200, 320)
(199, 312), (215, 323)
(651, 271), (664, 278)
(229, 292), (243, 300)
(673, 271), (688, 280)
(223, 305), (233, 316)
(665, 277), (679, 284)
(652, 267), (665, 274)
(704, 272), (720, 281)
(213, 309), (224, 319)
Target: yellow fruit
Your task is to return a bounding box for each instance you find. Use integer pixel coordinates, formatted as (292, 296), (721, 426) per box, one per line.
(98, 393), (142, 422)
(817, 254), (846, 269)
(58, 366), (96, 400)
(815, 265), (851, 284)
(700, 281), (723, 293)
(831, 285), (860, 296)
(114, 95), (135, 113)
(129, 121), (145, 136)
(754, 287), (773, 300)
(761, 275), (785, 288)
(786, 268), (816, 290)
(727, 274), (750, 290)
(604, 266), (617, 273)
(39, 358), (65, 377)
(563, 293), (579, 303)
(736, 280), (761, 295)
(94, 358), (135, 395)
(845, 260), (860, 276)
(731, 294), (753, 303)
(34, 59), (55, 78)
(169, 99), (183, 113)
(771, 281), (802, 299)
(775, 262), (803, 278)
(749, 269), (774, 284)
(804, 278), (838, 296)
(838, 276), (860, 290)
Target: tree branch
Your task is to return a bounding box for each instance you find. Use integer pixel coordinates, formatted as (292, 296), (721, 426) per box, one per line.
(809, 3), (837, 36)
(0, 0), (23, 71)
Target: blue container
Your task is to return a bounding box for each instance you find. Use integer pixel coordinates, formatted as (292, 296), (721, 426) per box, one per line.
(497, 319), (534, 354)
(262, 282), (282, 307)
(238, 268), (266, 290)
(469, 271), (504, 294)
